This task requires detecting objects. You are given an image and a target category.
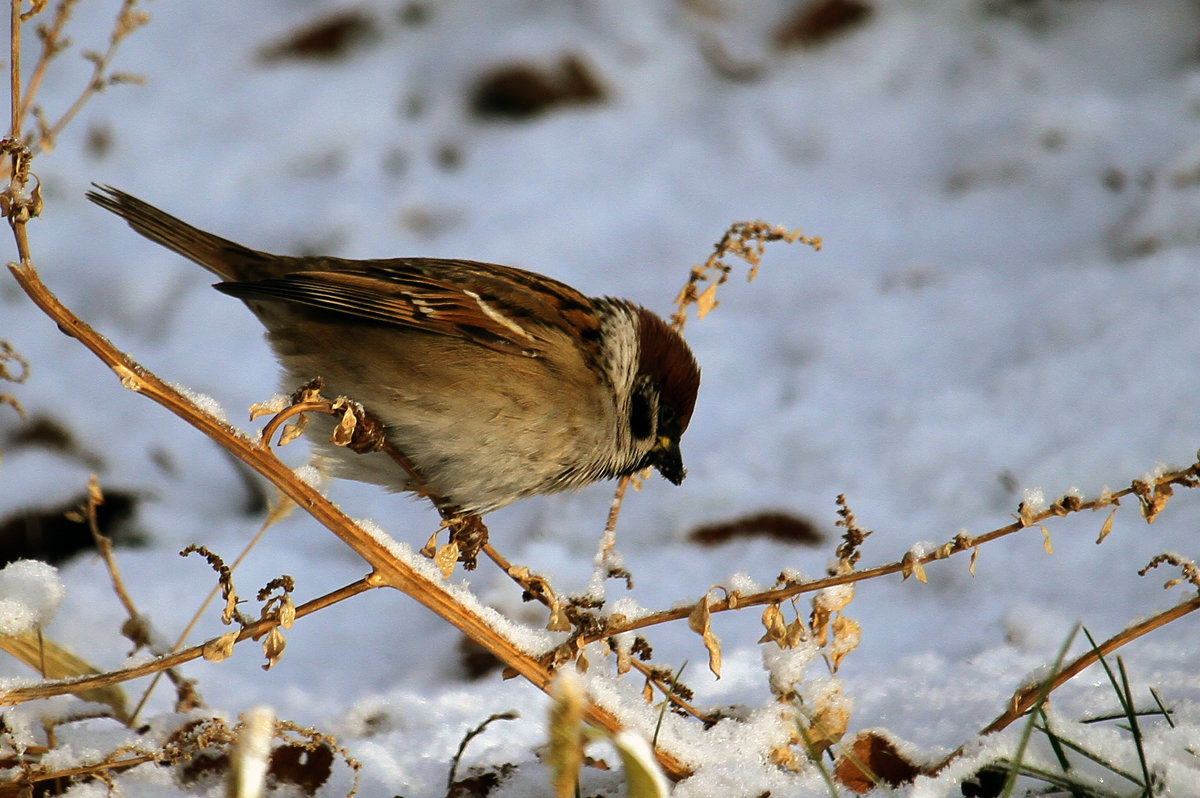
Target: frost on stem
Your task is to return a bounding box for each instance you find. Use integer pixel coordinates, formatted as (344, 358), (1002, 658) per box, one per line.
(1018, 487), (1046, 526)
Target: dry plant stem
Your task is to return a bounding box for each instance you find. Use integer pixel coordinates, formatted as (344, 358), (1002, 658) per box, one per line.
(16, 0), (73, 123)
(40, 0), (141, 146)
(628, 658), (715, 724)
(2, 262), (691, 780)
(82, 479), (197, 720)
(128, 508), (280, 724)
(480, 542), (554, 607)
(6, 751), (163, 792)
(604, 475), (632, 535)
(595, 466), (1200, 643)
(932, 592), (1200, 774)
(83, 479), (140, 620)
(8, 0), (19, 140)
(1, 579), (375, 705)
(257, 400), (327, 449)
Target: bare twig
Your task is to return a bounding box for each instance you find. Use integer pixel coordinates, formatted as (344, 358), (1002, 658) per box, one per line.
(446, 712), (519, 789)
(603, 221), (817, 542)
(0, 579), (375, 705)
(594, 465), (1200, 643)
(17, 0), (77, 122)
(78, 475), (139, 618)
(36, 0), (147, 150)
(930, 592), (1200, 773)
(628, 658), (715, 724)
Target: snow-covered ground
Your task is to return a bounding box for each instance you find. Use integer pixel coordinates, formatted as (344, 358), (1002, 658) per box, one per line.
(4, 0), (1200, 795)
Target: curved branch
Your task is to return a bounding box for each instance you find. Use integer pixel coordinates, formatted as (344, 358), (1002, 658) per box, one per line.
(2, 259), (692, 780)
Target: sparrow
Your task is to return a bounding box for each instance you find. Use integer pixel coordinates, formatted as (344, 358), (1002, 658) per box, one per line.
(87, 185), (700, 515)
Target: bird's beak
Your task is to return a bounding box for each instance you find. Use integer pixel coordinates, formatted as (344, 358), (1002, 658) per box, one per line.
(651, 435), (686, 485)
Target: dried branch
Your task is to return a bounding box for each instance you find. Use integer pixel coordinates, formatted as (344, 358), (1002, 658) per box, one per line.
(1, 260), (691, 780)
(17, 0), (78, 123)
(594, 464), (1200, 643)
(931, 591), (1200, 774)
(0, 579), (374, 705)
(670, 220), (821, 332)
(31, 0), (147, 152)
(604, 220), (818, 549)
(0, 339), (28, 419)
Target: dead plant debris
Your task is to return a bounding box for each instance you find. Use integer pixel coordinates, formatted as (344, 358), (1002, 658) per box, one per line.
(0, 489), (139, 566)
(688, 510), (823, 546)
(258, 9), (380, 63)
(833, 730), (922, 792)
(775, 0), (874, 49)
(469, 55), (606, 120)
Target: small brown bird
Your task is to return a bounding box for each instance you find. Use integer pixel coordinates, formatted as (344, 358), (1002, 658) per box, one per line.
(88, 186), (700, 514)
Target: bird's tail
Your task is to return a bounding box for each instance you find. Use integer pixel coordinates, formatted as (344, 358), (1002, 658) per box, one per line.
(86, 184), (279, 282)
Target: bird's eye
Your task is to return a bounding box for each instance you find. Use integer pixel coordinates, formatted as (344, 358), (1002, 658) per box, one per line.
(629, 386), (654, 440)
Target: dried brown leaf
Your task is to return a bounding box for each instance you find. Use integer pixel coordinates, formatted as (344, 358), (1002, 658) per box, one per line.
(759, 603), (787, 645)
(1096, 507), (1117, 544)
(829, 616), (860, 672)
(435, 541), (459, 579)
(696, 282), (720, 319)
(810, 604), (831, 646)
(330, 406), (357, 446)
(834, 730), (921, 793)
(547, 604), (571, 633)
(784, 618), (808, 649)
(278, 595), (296, 629)
(799, 689), (849, 758)
(262, 627), (286, 670)
(900, 551), (926, 583)
(203, 631), (238, 662)
(616, 645), (632, 676)
(769, 742), (803, 772)
(279, 415), (308, 446)
(248, 396), (286, 420)
(688, 592), (722, 679)
(1140, 481), (1172, 523)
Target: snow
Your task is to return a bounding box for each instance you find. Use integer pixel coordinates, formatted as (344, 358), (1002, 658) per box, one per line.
(0, 560), (65, 636)
(761, 640), (819, 697)
(3, 0), (1200, 795)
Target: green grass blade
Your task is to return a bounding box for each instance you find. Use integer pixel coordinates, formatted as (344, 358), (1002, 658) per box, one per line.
(1148, 687), (1174, 729)
(1031, 721), (1145, 786)
(652, 661), (687, 748)
(1116, 657), (1153, 795)
(999, 624), (1080, 798)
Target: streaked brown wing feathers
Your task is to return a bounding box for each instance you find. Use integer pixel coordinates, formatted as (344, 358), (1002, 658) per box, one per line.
(215, 260), (597, 357)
